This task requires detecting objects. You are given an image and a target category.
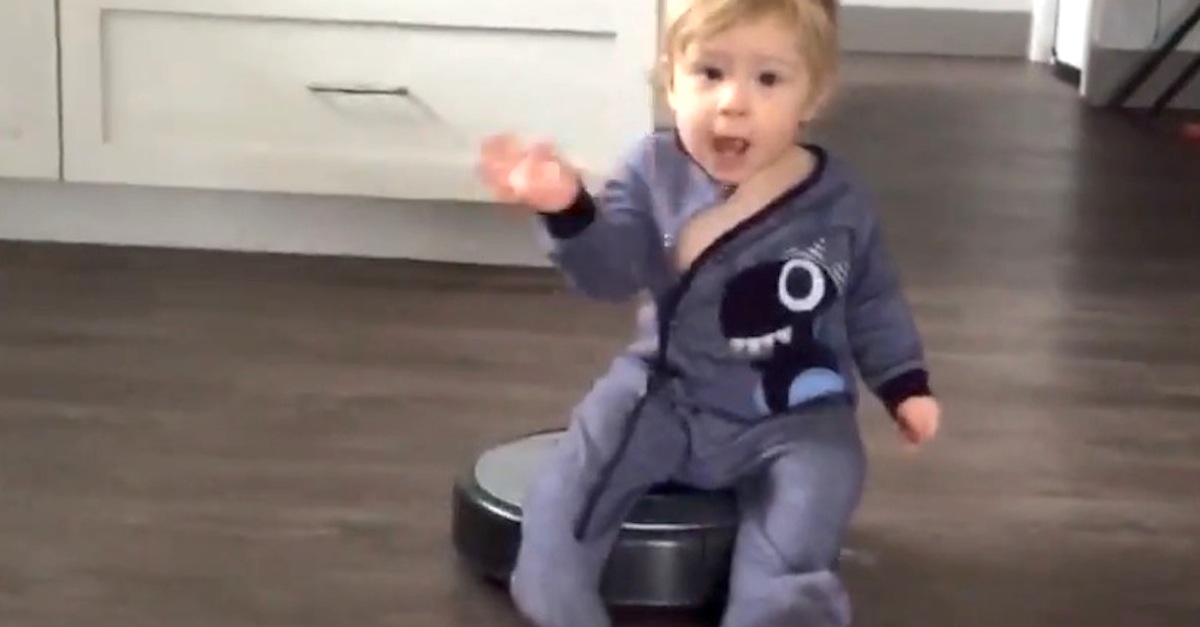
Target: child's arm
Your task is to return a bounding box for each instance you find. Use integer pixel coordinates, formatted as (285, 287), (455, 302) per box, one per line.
(534, 140), (660, 302)
(844, 202), (932, 417)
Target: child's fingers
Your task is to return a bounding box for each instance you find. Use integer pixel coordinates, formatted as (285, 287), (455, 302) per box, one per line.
(476, 161), (518, 202)
(526, 139), (557, 161)
(507, 157), (532, 192)
(475, 156), (503, 184)
(478, 134), (528, 202)
(481, 133), (524, 162)
(532, 159), (569, 187)
(477, 135), (582, 210)
(904, 417), (937, 446)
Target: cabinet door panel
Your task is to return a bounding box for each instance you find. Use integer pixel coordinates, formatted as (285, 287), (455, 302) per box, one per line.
(0, 0), (60, 180)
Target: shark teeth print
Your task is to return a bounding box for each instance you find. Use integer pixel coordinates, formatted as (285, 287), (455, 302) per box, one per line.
(730, 326), (793, 357)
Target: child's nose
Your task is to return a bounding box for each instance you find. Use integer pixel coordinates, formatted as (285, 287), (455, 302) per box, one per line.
(717, 81), (750, 115)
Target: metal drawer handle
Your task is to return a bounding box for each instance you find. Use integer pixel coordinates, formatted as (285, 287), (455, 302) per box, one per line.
(306, 81), (471, 145)
(307, 83), (410, 97)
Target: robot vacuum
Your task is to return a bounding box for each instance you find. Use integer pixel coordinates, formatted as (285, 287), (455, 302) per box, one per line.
(451, 429), (739, 609)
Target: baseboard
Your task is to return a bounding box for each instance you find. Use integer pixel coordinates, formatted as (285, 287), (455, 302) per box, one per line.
(1050, 59), (1083, 88)
(840, 6), (1030, 58)
(0, 178), (550, 268)
(1083, 47), (1200, 111)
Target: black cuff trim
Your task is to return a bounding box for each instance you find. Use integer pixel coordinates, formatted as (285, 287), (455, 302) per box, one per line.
(877, 368), (932, 417)
(539, 186), (596, 240)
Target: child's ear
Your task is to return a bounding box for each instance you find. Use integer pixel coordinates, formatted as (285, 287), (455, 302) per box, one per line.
(656, 54), (672, 85)
(801, 81), (837, 122)
(655, 55), (677, 108)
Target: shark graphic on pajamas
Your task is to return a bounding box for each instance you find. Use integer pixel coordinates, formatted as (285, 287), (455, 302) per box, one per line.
(508, 129), (931, 627)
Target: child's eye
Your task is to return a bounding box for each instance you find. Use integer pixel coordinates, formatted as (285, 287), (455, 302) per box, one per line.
(759, 72), (781, 87)
(698, 65), (723, 81)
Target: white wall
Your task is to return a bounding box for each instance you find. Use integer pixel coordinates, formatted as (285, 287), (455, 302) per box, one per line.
(1093, 0), (1200, 51)
(843, 0), (1030, 10)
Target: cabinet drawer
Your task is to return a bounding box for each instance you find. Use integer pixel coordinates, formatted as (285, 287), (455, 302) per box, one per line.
(60, 0), (657, 200)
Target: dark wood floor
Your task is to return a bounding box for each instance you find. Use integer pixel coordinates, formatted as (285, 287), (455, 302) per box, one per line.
(1, 56), (1198, 626)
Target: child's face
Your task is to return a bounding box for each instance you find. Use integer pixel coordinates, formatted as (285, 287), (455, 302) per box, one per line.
(666, 14), (820, 185)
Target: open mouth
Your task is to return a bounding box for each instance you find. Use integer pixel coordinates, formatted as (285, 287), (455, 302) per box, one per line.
(730, 325), (792, 357)
(713, 135), (750, 157)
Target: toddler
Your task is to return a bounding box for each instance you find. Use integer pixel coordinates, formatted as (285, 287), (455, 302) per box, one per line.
(476, 0), (941, 625)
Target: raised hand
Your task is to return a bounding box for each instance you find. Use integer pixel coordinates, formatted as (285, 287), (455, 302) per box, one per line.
(477, 134), (581, 213)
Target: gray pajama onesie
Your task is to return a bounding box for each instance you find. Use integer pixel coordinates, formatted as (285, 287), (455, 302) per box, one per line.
(509, 130), (931, 627)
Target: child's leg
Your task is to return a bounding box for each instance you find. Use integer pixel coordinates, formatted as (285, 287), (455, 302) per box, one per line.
(719, 413), (867, 627)
(510, 356), (688, 627)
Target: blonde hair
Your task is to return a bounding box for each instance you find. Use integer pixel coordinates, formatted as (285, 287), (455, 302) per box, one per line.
(659, 0), (840, 110)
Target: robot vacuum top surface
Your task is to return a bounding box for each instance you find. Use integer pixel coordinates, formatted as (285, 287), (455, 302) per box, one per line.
(468, 430), (740, 529)
(473, 430), (561, 506)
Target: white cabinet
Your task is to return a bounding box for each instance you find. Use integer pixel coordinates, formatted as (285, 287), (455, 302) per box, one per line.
(59, 0), (658, 201)
(0, 0), (61, 180)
